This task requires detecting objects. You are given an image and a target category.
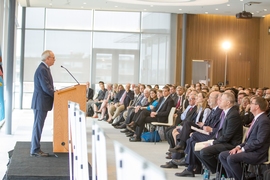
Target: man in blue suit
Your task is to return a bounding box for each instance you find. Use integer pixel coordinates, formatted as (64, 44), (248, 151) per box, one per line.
(219, 96), (270, 180)
(30, 50), (55, 157)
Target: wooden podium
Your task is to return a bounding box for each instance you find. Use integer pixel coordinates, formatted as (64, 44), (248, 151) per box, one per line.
(53, 84), (86, 152)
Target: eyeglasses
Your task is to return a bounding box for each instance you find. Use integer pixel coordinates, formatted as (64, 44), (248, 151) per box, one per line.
(49, 56), (56, 60)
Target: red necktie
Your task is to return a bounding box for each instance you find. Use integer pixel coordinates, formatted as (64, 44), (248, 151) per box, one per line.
(176, 96), (181, 108)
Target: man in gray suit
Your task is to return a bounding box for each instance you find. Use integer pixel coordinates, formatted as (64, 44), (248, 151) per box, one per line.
(219, 96), (270, 179)
(30, 50), (55, 157)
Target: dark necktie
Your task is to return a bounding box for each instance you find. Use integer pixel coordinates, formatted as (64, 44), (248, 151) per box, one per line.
(216, 111), (225, 138)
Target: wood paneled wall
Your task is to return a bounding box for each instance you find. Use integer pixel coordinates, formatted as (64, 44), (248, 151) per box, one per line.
(259, 15), (270, 88)
(176, 14), (261, 88)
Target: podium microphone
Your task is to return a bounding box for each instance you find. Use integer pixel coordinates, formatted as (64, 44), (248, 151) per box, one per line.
(61, 65), (80, 85)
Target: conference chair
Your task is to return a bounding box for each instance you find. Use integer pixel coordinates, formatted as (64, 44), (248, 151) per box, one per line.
(151, 107), (176, 143)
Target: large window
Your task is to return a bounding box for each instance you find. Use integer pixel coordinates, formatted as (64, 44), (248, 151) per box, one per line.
(16, 8), (175, 108)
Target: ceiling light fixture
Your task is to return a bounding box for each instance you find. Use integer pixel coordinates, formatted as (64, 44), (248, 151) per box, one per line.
(215, 8), (219, 10)
(179, 9), (182, 10)
(227, 4), (230, 6)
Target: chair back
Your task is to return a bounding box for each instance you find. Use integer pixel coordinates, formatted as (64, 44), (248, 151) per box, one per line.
(167, 107), (176, 126)
(263, 146), (270, 165)
(242, 126), (248, 143)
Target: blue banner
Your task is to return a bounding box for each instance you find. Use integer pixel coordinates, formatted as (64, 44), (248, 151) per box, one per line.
(0, 46), (4, 121)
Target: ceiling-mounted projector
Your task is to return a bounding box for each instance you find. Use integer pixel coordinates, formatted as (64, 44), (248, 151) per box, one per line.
(236, 11), (252, 19)
(236, 2), (256, 19)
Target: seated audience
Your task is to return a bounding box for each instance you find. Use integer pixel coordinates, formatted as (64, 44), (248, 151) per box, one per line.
(219, 96), (270, 180)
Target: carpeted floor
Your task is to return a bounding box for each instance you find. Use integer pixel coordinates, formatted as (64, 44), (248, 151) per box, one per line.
(5, 141), (92, 180)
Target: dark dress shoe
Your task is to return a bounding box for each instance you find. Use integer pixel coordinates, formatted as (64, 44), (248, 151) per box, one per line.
(165, 154), (172, 159)
(115, 124), (126, 129)
(160, 161), (178, 168)
(175, 169), (195, 177)
(166, 151), (171, 155)
(120, 129), (129, 133)
(169, 145), (185, 153)
(126, 132), (134, 137)
(172, 158), (188, 166)
(30, 150), (49, 157)
(126, 125), (135, 132)
(129, 137), (141, 142)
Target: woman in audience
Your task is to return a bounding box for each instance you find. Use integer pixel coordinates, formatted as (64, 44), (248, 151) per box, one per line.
(125, 89), (159, 136)
(195, 91), (211, 125)
(239, 96), (254, 127)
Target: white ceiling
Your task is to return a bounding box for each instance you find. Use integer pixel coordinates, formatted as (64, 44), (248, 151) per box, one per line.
(18, 0), (270, 17)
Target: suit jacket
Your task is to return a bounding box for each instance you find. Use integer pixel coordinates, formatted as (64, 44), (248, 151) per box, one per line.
(154, 96), (174, 123)
(204, 107), (223, 136)
(170, 93), (178, 106)
(123, 90), (134, 108)
(213, 105), (242, 147)
(87, 88), (94, 100)
(132, 93), (144, 106)
(239, 113), (270, 164)
(31, 62), (54, 111)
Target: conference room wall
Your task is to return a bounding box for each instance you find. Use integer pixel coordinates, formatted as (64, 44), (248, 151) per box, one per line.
(176, 14), (261, 88)
(258, 15), (270, 88)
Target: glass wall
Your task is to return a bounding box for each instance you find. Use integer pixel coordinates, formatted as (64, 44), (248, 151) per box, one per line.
(16, 8), (175, 108)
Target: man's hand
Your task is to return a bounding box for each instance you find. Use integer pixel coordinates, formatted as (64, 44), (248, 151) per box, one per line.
(203, 126), (212, 132)
(150, 112), (157, 117)
(229, 146), (242, 155)
(197, 122), (204, 128)
(135, 106), (140, 113)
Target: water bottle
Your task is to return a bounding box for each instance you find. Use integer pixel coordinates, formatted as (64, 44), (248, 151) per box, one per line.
(203, 169), (210, 180)
(220, 174), (226, 180)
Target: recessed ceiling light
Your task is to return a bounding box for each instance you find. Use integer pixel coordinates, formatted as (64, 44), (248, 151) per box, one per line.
(150, 5), (153, 7)
(179, 9), (182, 11)
(262, 15), (265, 17)
(115, 6), (118, 8)
(205, 12), (208, 14)
(81, 6), (84, 8)
(83, 2), (86, 5)
(227, 4), (230, 6)
(264, 9), (267, 11)
(215, 8), (219, 10)
(49, 3), (52, 5)
(144, 9), (147, 11)
(240, 0), (243, 1)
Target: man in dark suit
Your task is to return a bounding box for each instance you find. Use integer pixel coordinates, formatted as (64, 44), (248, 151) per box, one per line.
(193, 92), (242, 174)
(176, 92), (242, 176)
(219, 97), (270, 180)
(172, 91), (222, 173)
(129, 86), (174, 142)
(30, 50), (55, 157)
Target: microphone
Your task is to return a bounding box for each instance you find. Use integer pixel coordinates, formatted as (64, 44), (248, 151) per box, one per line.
(61, 65), (80, 85)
